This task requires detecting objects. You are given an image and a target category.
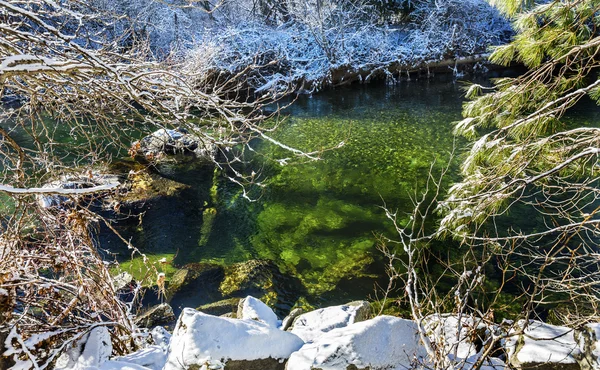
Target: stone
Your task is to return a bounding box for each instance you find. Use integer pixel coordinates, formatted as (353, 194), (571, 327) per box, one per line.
(286, 315), (428, 370)
(505, 320), (582, 370)
(55, 326), (113, 370)
(237, 296), (279, 328)
(219, 259), (303, 317)
(163, 308), (304, 370)
(167, 263), (225, 304)
(289, 301), (372, 343)
(423, 313), (490, 362)
(135, 303), (176, 328)
(134, 128), (216, 162)
(197, 298), (241, 317)
(113, 272), (134, 291)
(281, 308), (304, 331)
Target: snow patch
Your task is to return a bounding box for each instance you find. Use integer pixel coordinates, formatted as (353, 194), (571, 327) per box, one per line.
(290, 302), (370, 343)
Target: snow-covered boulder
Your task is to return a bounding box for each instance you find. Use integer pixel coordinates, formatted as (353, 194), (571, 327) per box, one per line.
(163, 308), (304, 370)
(578, 323), (600, 369)
(423, 314), (489, 362)
(286, 315), (427, 370)
(289, 301), (370, 343)
(55, 326), (112, 370)
(237, 296), (279, 328)
(504, 320), (582, 370)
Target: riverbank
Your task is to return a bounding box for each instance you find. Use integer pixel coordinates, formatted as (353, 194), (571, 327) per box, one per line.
(55, 295), (600, 370)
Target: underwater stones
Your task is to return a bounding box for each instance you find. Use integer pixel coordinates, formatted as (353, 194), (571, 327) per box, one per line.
(163, 308), (304, 370)
(197, 298), (241, 317)
(167, 263), (225, 306)
(135, 303), (176, 328)
(289, 301), (371, 343)
(118, 169), (189, 210)
(220, 260), (303, 316)
(133, 128), (217, 163)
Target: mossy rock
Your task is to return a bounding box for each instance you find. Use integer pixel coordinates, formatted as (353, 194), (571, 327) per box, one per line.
(167, 262), (225, 302)
(220, 260), (305, 317)
(197, 298), (241, 317)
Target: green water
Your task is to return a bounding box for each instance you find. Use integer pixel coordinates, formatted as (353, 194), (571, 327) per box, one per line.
(107, 78), (471, 311)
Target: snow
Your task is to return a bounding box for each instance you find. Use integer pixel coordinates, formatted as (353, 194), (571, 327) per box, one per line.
(163, 308), (304, 370)
(238, 296), (280, 328)
(504, 320), (580, 366)
(98, 360), (152, 370)
(112, 346), (166, 370)
(287, 315), (428, 370)
(290, 302), (370, 343)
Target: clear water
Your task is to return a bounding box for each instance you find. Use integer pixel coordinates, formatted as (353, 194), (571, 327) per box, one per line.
(107, 77), (473, 311)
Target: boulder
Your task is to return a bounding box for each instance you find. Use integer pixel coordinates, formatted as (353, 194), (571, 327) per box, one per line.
(55, 326), (112, 370)
(281, 308), (304, 331)
(167, 263), (225, 304)
(289, 301), (371, 343)
(163, 308), (304, 370)
(220, 259), (304, 317)
(237, 296), (279, 328)
(135, 303), (176, 328)
(505, 320), (582, 370)
(286, 315), (428, 370)
(197, 298), (241, 317)
(133, 128), (216, 162)
(423, 314), (489, 362)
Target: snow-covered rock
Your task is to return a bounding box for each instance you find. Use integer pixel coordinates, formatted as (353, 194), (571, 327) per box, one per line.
(286, 315), (427, 370)
(55, 326), (113, 370)
(237, 296), (279, 328)
(150, 326), (171, 349)
(163, 308), (304, 370)
(504, 320), (582, 370)
(423, 314), (488, 362)
(289, 301), (370, 343)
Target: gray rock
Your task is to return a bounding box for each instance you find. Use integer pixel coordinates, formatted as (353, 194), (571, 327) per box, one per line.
(197, 298), (241, 317)
(113, 272), (134, 291)
(223, 358), (286, 370)
(282, 308), (304, 331)
(135, 128), (216, 162)
(135, 303), (176, 328)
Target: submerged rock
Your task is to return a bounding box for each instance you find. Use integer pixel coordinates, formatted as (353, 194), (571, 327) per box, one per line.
(289, 301), (371, 343)
(167, 263), (225, 303)
(287, 315), (427, 370)
(133, 128), (217, 163)
(197, 298), (241, 317)
(163, 308), (304, 370)
(135, 303), (176, 328)
(220, 259), (304, 316)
